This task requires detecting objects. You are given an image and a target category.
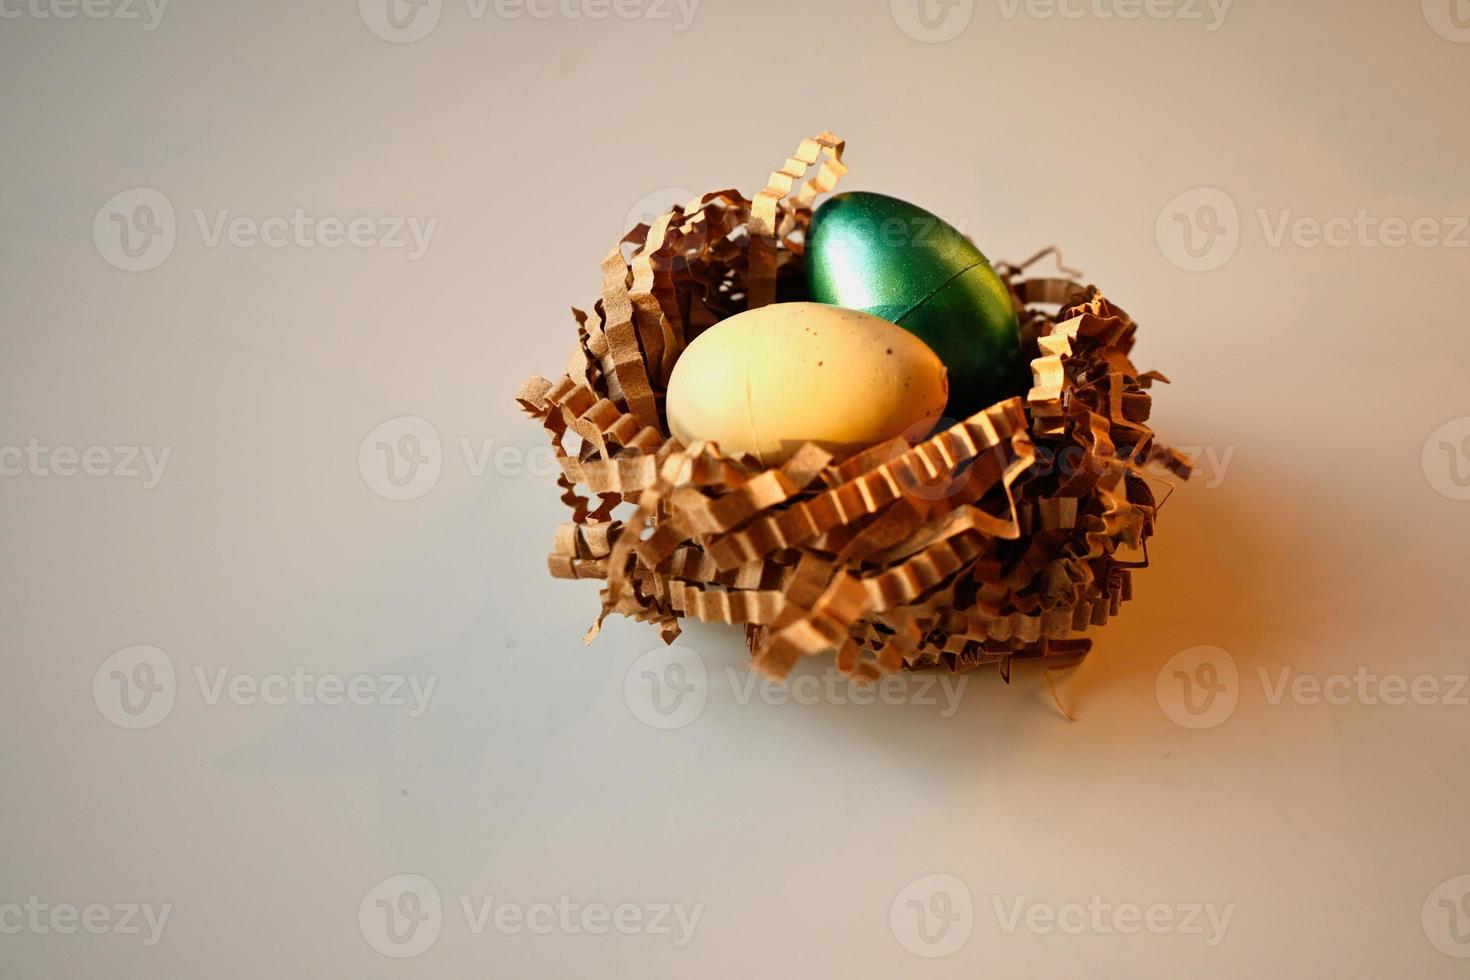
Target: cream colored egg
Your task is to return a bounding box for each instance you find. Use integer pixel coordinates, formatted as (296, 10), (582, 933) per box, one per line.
(665, 303), (949, 465)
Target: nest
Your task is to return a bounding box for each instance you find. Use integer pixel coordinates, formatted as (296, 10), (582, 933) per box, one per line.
(516, 132), (1190, 683)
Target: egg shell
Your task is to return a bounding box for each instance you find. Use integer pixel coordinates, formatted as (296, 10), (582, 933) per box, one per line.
(805, 191), (1022, 419)
(665, 303), (948, 465)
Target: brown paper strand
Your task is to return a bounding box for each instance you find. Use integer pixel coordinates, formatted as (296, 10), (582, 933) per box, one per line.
(517, 133), (1188, 692)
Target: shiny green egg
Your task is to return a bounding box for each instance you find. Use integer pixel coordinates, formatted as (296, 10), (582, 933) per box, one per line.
(805, 191), (1023, 419)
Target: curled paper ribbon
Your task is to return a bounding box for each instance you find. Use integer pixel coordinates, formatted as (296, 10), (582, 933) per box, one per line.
(517, 133), (1188, 685)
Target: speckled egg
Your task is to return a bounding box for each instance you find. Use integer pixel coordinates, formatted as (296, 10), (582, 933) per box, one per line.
(666, 302), (948, 465)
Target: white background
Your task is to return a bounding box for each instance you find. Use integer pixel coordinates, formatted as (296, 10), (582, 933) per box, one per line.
(3, 0), (1469, 976)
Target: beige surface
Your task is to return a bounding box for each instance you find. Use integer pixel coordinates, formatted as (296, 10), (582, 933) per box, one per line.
(2, 0), (1469, 976)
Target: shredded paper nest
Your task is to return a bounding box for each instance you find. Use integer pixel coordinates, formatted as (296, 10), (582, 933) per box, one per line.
(516, 132), (1190, 683)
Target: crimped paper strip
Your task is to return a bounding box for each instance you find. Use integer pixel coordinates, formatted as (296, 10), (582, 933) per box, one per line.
(518, 133), (1188, 682)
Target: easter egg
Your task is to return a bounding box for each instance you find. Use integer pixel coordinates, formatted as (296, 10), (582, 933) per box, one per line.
(666, 302), (948, 465)
(805, 191), (1022, 419)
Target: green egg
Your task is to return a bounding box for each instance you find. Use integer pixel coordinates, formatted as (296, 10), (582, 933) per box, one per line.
(805, 191), (1022, 419)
